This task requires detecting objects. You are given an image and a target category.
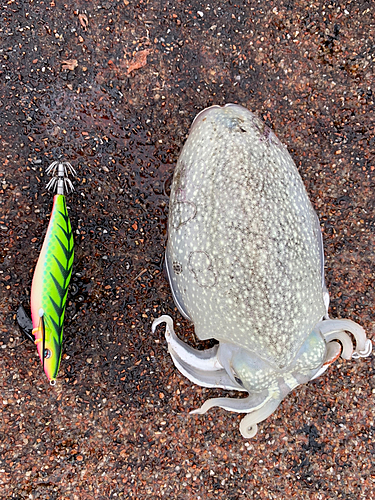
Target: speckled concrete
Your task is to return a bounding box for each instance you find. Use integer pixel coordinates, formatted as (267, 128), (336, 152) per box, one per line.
(0, 1), (374, 499)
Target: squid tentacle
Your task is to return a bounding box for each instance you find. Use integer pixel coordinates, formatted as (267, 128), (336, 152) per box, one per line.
(152, 315), (222, 371)
(151, 313), (372, 438)
(239, 396), (283, 438)
(190, 392), (270, 415)
(152, 315), (244, 390)
(190, 391), (280, 439)
(316, 319), (372, 359)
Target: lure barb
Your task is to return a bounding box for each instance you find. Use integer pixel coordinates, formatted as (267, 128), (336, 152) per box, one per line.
(30, 160), (75, 384)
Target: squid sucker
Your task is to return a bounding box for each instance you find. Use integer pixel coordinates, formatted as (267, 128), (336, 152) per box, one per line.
(30, 161), (75, 385)
(152, 104), (372, 438)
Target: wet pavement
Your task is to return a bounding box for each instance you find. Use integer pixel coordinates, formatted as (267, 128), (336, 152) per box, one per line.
(1, 0), (374, 498)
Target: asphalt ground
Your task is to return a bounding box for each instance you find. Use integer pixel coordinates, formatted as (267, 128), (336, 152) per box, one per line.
(0, 1), (374, 498)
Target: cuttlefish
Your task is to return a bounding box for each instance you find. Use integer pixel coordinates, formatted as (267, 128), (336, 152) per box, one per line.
(153, 104), (372, 438)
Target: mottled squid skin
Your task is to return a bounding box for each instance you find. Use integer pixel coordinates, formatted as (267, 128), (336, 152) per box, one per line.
(30, 193), (74, 383)
(153, 104), (372, 438)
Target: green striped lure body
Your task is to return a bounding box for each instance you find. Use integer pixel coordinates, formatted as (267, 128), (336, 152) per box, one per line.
(30, 161), (75, 384)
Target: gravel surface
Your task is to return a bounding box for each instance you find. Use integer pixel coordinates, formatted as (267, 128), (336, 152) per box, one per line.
(0, 1), (374, 499)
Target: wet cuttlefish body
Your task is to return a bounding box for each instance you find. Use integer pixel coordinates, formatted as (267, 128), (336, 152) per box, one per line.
(153, 104), (372, 438)
(30, 161), (75, 384)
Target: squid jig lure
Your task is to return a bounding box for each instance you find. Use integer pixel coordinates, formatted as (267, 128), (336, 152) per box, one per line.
(30, 161), (75, 385)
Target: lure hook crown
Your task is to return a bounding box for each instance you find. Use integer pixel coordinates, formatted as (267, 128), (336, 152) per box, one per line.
(46, 161), (76, 195)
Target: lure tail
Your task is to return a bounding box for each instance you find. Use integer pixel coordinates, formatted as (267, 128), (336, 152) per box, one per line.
(30, 161), (75, 384)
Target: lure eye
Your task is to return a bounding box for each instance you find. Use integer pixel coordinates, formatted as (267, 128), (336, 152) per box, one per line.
(44, 349), (52, 359)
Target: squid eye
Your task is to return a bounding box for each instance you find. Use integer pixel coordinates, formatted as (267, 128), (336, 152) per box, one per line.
(44, 349), (52, 359)
(233, 374), (244, 387)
